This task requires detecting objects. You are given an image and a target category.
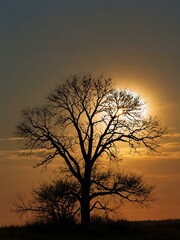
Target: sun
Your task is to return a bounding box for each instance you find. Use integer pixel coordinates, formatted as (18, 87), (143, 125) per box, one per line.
(110, 89), (147, 120)
(140, 103), (147, 118)
(116, 108), (124, 116)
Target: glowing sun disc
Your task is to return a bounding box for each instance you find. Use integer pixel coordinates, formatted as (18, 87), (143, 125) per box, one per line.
(115, 89), (147, 119)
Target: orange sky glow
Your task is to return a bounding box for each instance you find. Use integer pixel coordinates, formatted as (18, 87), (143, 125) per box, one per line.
(0, 1), (180, 226)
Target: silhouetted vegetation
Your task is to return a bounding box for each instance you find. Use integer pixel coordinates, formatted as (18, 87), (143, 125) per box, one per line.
(13, 178), (80, 224)
(1, 219), (180, 240)
(16, 74), (166, 224)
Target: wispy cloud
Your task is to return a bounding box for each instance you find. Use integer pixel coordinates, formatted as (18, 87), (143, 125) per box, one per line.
(164, 133), (180, 138)
(0, 137), (23, 141)
(0, 147), (56, 162)
(0, 150), (30, 162)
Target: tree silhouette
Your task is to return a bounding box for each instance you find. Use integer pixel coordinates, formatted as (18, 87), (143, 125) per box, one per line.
(14, 178), (80, 224)
(16, 75), (165, 224)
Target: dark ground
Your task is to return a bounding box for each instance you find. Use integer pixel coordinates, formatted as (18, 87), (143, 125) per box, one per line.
(0, 219), (180, 240)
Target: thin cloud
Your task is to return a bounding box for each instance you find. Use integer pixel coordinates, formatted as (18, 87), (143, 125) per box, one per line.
(0, 137), (23, 141)
(164, 133), (180, 138)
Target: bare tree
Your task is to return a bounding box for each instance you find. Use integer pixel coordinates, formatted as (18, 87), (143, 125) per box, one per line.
(16, 74), (165, 224)
(14, 178), (80, 224)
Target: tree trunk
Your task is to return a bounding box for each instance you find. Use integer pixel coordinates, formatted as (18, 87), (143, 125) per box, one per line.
(81, 196), (90, 225)
(81, 181), (91, 225)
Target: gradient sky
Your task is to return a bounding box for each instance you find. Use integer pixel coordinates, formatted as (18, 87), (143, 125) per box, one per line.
(0, 0), (180, 225)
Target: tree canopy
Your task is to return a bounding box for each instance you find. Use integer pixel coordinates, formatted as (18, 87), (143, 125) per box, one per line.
(16, 75), (165, 224)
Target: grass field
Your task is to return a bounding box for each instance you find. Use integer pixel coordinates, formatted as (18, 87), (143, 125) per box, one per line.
(0, 219), (180, 240)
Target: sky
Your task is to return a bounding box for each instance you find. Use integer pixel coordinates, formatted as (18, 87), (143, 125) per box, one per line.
(0, 0), (180, 225)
